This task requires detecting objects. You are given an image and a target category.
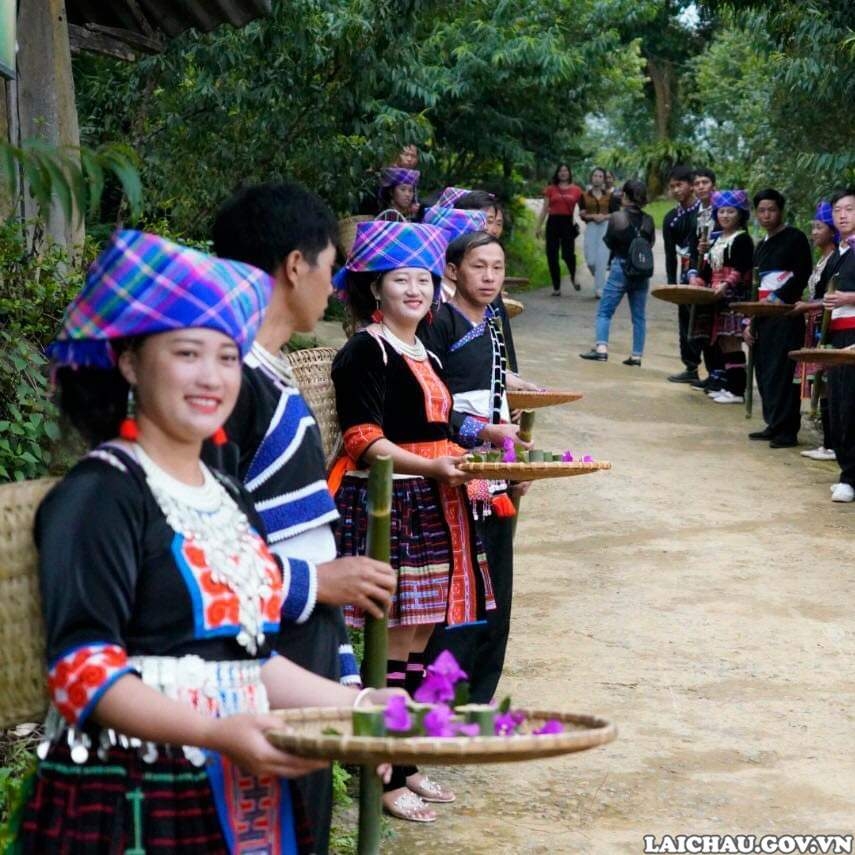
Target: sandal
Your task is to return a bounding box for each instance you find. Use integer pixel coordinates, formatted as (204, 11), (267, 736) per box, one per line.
(406, 773), (456, 803)
(382, 789), (437, 823)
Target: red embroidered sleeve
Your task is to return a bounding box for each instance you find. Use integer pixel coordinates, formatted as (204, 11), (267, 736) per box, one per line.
(343, 423), (385, 462)
(47, 642), (134, 727)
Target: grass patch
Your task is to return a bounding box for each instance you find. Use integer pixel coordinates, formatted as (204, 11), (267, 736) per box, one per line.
(504, 202), (551, 291)
(646, 199), (672, 229)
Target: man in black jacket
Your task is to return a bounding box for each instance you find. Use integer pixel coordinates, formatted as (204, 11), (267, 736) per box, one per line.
(747, 188), (813, 447)
(663, 166), (702, 382)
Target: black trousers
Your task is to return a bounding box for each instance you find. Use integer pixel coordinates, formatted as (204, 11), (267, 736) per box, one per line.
(678, 304), (703, 370)
(545, 215), (576, 290)
(827, 329), (855, 485)
(423, 514), (514, 704)
(275, 604), (346, 854)
(754, 315), (805, 442)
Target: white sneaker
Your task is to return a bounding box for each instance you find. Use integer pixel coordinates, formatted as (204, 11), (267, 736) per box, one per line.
(713, 390), (744, 404)
(831, 483), (842, 492)
(831, 483), (855, 503)
(801, 446), (837, 461)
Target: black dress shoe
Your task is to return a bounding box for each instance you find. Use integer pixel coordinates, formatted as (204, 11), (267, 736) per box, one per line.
(769, 438), (799, 449)
(690, 377), (710, 391)
(579, 349), (608, 362)
(622, 356), (642, 367)
(551, 288), (561, 297)
(749, 429), (773, 440)
(668, 369), (699, 383)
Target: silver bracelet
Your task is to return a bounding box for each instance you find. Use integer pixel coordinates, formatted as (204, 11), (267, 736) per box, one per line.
(353, 687), (374, 709)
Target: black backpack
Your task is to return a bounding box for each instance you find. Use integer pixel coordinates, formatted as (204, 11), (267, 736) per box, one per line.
(624, 219), (654, 279)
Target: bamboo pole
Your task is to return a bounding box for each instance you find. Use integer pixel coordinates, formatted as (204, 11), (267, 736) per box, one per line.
(745, 267), (759, 419)
(358, 455), (392, 855)
(511, 410), (536, 527)
(810, 274), (839, 418)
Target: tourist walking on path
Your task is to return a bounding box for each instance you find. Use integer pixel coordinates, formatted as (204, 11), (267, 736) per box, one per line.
(793, 202), (839, 462)
(815, 189), (855, 502)
(536, 163), (583, 295)
(580, 167), (612, 298)
(747, 189), (813, 449)
(579, 180), (655, 366)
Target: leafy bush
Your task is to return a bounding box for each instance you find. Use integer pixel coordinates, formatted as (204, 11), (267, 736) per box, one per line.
(503, 201), (550, 290)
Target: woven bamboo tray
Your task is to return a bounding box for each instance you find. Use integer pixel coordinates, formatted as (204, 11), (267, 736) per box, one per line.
(503, 276), (530, 290)
(503, 297), (525, 319)
(0, 478), (55, 729)
(789, 347), (855, 367)
(459, 461), (611, 481)
(507, 389), (583, 410)
(338, 215), (373, 256)
(651, 285), (719, 306)
(267, 707), (616, 764)
(730, 301), (794, 317)
(286, 347), (343, 467)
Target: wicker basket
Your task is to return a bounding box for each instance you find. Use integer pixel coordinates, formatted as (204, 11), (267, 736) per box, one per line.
(503, 297), (525, 319)
(729, 301), (794, 318)
(789, 347), (855, 367)
(459, 460), (611, 481)
(0, 478), (56, 729)
(507, 389), (583, 410)
(338, 216), (373, 257)
(286, 347), (343, 466)
(267, 706), (616, 765)
(651, 285), (719, 306)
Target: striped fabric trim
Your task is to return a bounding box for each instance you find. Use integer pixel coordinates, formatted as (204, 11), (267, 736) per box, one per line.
(256, 480), (340, 543)
(279, 558), (318, 625)
(338, 644), (361, 686)
(343, 423), (385, 461)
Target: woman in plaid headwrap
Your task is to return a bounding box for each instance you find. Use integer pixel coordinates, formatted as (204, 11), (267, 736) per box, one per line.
(377, 167), (420, 221)
(331, 219), (494, 822)
(16, 231), (397, 854)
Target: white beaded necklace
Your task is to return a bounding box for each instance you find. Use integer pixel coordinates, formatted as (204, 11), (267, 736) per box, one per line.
(380, 322), (427, 361)
(133, 444), (272, 655)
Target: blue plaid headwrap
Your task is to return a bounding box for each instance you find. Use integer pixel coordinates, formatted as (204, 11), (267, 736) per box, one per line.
(380, 167), (420, 189)
(437, 186), (472, 208)
(333, 221), (448, 295)
(422, 205), (487, 244)
(48, 230), (272, 368)
(814, 201), (840, 242)
(711, 189), (749, 212)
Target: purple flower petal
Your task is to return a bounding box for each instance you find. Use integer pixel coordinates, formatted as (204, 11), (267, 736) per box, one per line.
(582, 455), (593, 463)
(494, 712), (518, 736)
(453, 722), (481, 737)
(502, 436), (515, 451)
(427, 650), (468, 684)
(423, 704), (454, 737)
(383, 695), (412, 732)
(534, 719), (564, 735)
(413, 672), (455, 704)
(561, 451), (574, 462)
(502, 449), (517, 463)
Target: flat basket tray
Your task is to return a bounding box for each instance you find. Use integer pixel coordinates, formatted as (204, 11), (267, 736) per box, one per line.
(507, 390), (583, 410)
(459, 460), (611, 481)
(789, 347), (855, 366)
(730, 301), (794, 317)
(267, 707), (616, 765)
(503, 297), (525, 319)
(651, 285), (719, 306)
(503, 276), (530, 290)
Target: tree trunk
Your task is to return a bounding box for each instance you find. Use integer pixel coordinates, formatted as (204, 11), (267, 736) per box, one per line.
(16, 0), (84, 253)
(646, 55), (673, 142)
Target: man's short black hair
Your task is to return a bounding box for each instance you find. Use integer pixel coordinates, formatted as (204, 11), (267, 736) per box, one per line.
(455, 190), (502, 214)
(669, 166), (695, 184)
(212, 181), (338, 275)
(446, 230), (503, 268)
(694, 167), (716, 184)
(830, 187), (855, 206)
(753, 188), (786, 210)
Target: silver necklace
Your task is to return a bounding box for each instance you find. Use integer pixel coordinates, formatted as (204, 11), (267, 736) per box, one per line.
(134, 445), (273, 655)
(380, 323), (427, 361)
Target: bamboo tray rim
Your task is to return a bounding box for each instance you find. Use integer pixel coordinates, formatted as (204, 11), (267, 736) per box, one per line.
(459, 460), (611, 480)
(503, 297), (525, 318)
(267, 706), (617, 764)
(506, 389), (583, 409)
(789, 347), (855, 365)
(650, 285), (719, 305)
(729, 301), (794, 316)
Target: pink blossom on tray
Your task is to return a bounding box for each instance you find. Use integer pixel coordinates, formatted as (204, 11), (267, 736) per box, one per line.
(561, 451), (574, 462)
(453, 722), (481, 737)
(582, 455), (594, 463)
(427, 650), (468, 684)
(383, 695), (412, 732)
(494, 710), (525, 736)
(423, 704), (454, 737)
(413, 672), (455, 704)
(533, 719), (564, 735)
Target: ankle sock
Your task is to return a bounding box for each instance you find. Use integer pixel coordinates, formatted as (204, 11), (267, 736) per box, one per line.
(385, 658), (416, 790)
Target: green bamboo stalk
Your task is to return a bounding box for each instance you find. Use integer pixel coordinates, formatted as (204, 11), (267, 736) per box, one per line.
(512, 410), (536, 524)
(810, 273), (839, 419)
(745, 267), (760, 419)
(358, 455), (392, 855)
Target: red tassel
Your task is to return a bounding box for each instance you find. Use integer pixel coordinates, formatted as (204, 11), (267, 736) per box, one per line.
(491, 493), (516, 518)
(119, 417), (139, 441)
(371, 308), (384, 323)
(211, 426), (228, 446)
(426, 309), (434, 324)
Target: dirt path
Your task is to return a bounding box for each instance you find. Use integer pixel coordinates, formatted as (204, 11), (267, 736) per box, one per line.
(381, 224), (855, 852)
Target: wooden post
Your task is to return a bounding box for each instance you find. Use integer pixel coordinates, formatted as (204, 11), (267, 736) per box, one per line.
(358, 455), (392, 855)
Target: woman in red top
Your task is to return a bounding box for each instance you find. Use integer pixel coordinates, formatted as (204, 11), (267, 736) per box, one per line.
(536, 163), (583, 295)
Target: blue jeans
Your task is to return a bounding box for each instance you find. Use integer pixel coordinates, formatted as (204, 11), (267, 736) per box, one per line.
(595, 258), (649, 356)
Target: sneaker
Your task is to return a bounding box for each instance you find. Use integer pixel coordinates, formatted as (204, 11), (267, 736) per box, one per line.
(801, 447), (837, 461)
(668, 369), (700, 384)
(713, 390), (744, 404)
(551, 289), (561, 297)
(595, 290), (602, 299)
(831, 483), (855, 503)
(622, 356), (642, 367)
(579, 349), (608, 362)
(571, 278), (581, 292)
